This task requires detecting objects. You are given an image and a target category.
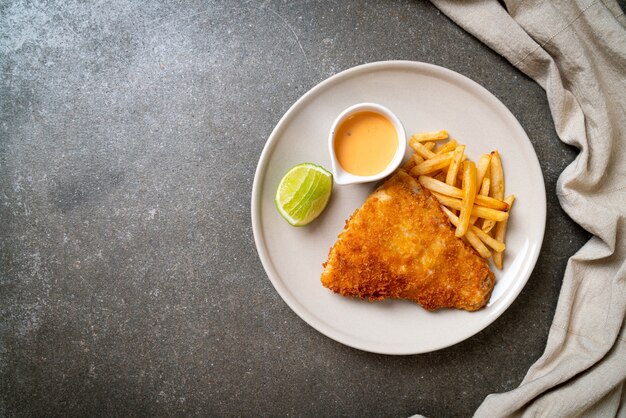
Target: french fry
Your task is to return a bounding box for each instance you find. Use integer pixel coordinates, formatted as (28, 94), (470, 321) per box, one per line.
(409, 140), (437, 160)
(418, 176), (508, 210)
(409, 130), (448, 142)
(471, 221), (505, 252)
(410, 152), (454, 176)
(441, 207), (492, 258)
(424, 142), (436, 151)
(470, 177), (491, 224)
(419, 175), (459, 196)
(476, 154), (491, 187)
(453, 155), (469, 186)
(446, 145), (465, 185)
(435, 139), (458, 155)
(430, 192), (509, 222)
(479, 177), (491, 196)
(482, 221), (495, 234)
(455, 161), (477, 237)
(490, 150), (504, 199)
(483, 150), (505, 233)
(493, 195), (515, 269)
(402, 152), (426, 171)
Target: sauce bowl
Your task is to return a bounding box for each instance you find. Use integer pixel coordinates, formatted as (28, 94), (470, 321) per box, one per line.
(328, 103), (406, 185)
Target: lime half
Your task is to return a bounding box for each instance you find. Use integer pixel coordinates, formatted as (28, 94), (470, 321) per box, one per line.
(275, 163), (333, 226)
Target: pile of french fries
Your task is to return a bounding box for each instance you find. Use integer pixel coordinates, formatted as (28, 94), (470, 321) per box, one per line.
(401, 130), (515, 269)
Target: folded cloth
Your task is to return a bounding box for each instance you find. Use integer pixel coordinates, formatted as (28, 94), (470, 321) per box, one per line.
(428, 0), (626, 416)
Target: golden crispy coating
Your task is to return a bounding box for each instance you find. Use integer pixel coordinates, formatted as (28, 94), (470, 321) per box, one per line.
(320, 171), (495, 311)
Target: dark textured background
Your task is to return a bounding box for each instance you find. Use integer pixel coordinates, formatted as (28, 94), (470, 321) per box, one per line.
(3, 0), (617, 416)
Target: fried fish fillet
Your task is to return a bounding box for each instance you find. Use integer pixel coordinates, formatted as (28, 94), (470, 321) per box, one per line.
(320, 170), (495, 311)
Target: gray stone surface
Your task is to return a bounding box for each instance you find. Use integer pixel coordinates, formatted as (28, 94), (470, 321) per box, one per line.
(2, 0), (617, 416)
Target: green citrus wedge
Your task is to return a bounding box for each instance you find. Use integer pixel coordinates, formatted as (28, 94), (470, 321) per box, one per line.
(275, 163), (333, 226)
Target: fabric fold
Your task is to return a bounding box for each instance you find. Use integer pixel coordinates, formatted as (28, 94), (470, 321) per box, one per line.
(429, 0), (626, 416)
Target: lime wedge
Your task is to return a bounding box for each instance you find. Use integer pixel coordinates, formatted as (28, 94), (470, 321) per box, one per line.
(275, 163), (333, 226)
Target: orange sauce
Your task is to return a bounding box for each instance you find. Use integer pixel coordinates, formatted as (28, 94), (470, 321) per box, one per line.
(333, 111), (398, 176)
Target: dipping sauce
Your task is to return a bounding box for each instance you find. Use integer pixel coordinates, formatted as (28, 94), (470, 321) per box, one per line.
(333, 111), (398, 176)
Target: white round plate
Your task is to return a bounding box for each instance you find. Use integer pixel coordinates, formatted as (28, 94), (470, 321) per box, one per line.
(251, 61), (546, 355)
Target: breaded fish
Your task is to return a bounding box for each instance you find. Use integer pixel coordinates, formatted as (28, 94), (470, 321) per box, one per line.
(320, 170), (495, 311)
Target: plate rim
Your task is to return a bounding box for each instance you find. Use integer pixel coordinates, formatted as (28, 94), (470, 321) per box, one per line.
(251, 60), (547, 355)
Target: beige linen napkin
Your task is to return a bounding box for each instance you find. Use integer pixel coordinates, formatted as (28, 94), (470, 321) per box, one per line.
(428, 0), (626, 416)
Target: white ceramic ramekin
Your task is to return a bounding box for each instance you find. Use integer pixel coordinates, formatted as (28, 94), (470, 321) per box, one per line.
(328, 103), (406, 185)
